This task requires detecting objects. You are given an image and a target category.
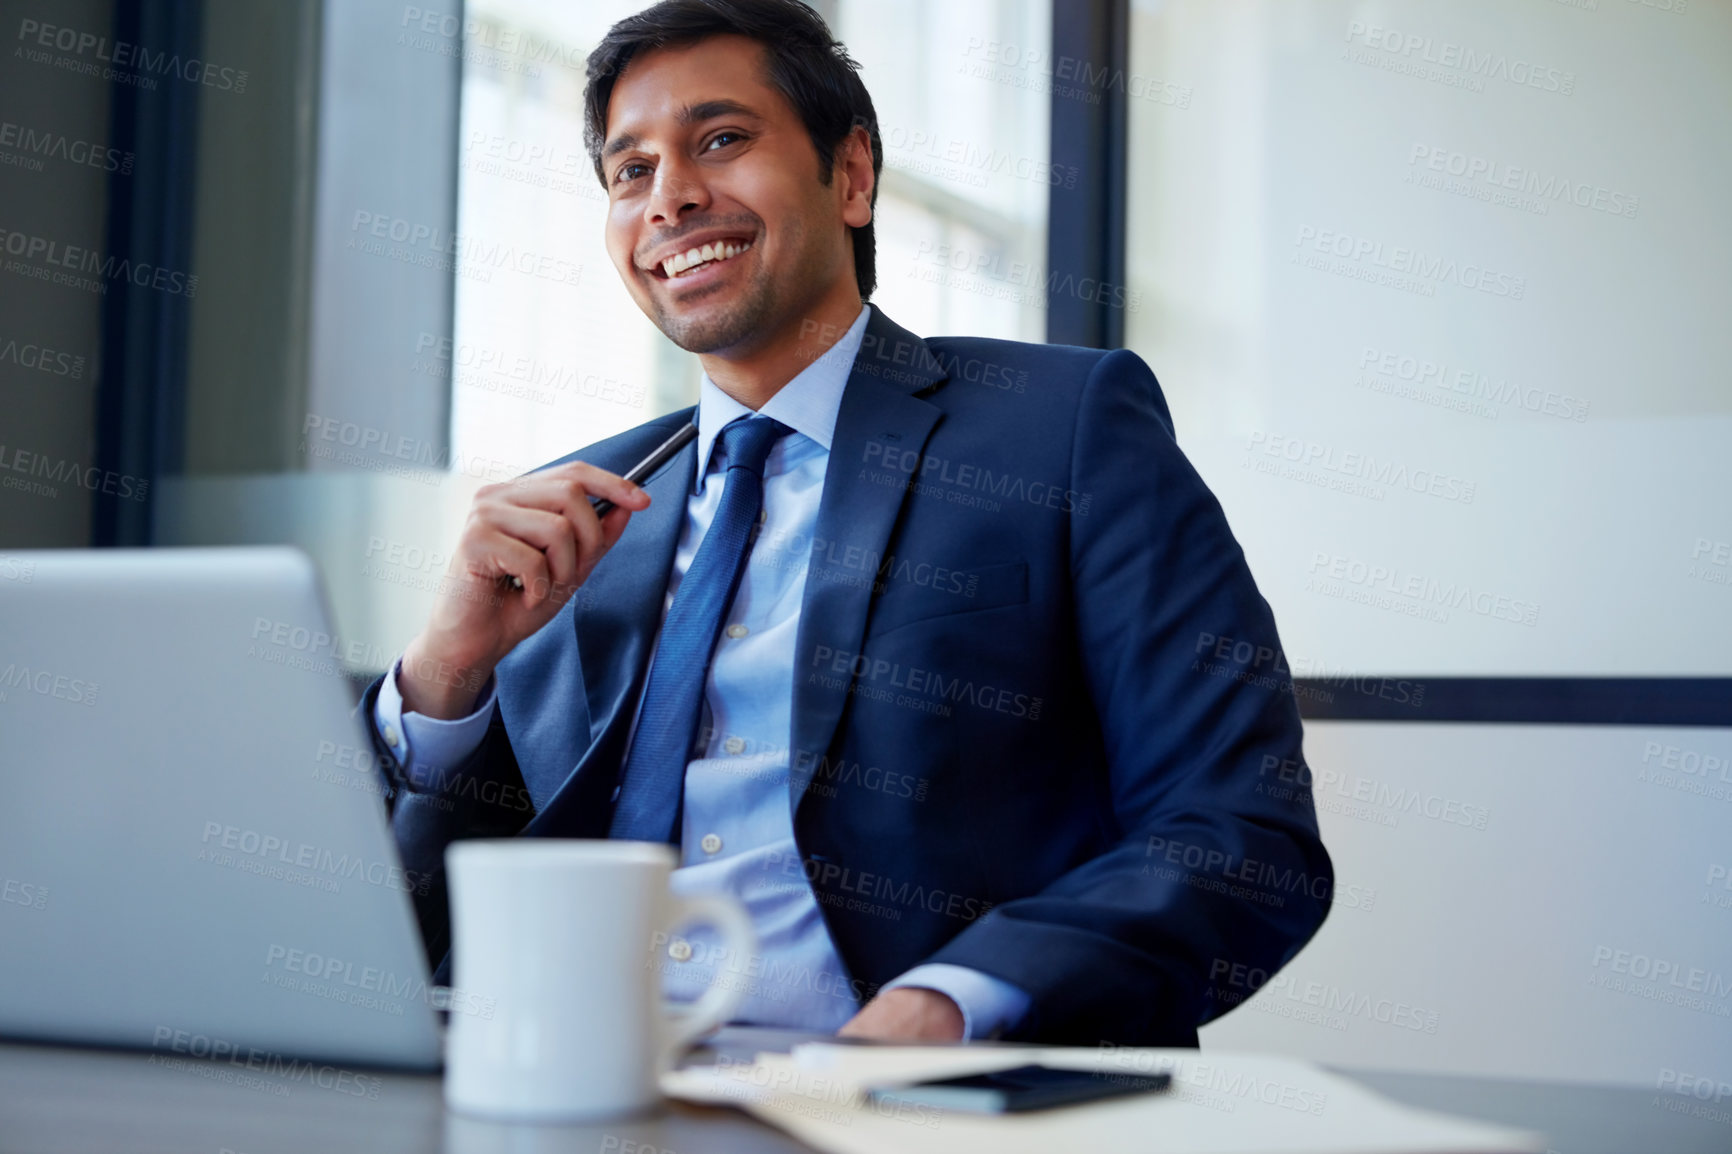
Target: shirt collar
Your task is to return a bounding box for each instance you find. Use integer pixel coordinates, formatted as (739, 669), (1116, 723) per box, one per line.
(691, 303), (872, 492)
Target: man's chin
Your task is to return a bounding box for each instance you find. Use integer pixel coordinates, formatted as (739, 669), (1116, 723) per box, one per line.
(653, 297), (771, 356)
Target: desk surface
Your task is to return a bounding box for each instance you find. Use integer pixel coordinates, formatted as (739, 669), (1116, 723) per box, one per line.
(0, 1028), (1724, 1154)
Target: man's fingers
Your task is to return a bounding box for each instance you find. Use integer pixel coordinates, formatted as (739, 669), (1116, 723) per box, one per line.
(480, 535), (552, 606)
(487, 466), (645, 574)
(454, 463), (646, 620)
(508, 462), (650, 520)
(478, 503), (578, 576)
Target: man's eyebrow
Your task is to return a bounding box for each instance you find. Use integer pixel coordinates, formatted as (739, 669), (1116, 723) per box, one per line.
(602, 99), (764, 161)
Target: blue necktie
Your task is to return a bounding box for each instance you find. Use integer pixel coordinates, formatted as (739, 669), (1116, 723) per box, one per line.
(608, 415), (794, 843)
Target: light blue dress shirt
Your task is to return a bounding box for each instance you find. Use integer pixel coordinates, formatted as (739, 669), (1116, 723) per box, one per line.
(375, 304), (1031, 1040)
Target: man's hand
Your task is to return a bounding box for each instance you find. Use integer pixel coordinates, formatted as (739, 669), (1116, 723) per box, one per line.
(837, 987), (965, 1042)
(399, 462), (651, 719)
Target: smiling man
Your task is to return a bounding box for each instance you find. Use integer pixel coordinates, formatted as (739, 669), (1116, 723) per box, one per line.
(364, 0), (1332, 1046)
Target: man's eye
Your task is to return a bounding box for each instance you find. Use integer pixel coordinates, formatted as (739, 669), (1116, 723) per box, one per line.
(706, 132), (745, 151)
(615, 162), (650, 184)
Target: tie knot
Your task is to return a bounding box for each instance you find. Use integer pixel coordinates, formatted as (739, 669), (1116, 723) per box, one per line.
(716, 415), (794, 479)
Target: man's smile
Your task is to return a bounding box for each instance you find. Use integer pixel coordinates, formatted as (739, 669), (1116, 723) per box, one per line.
(642, 230), (759, 286)
(657, 238), (755, 279)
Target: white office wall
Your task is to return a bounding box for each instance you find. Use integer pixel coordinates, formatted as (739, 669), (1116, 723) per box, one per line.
(1126, 0), (1732, 1088)
(1199, 721), (1732, 1087)
(1125, 0), (1732, 676)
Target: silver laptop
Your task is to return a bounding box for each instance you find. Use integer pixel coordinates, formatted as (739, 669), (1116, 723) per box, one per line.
(0, 547), (443, 1070)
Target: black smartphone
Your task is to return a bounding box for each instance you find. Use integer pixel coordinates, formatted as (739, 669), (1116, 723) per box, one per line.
(864, 1064), (1172, 1114)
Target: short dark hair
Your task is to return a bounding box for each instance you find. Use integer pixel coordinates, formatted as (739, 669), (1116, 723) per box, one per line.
(583, 0), (883, 299)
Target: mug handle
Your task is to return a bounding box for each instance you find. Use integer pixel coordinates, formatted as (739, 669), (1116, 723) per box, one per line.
(656, 891), (758, 1071)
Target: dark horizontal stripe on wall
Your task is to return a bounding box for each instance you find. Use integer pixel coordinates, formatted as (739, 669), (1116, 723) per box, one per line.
(344, 671), (1727, 726)
(1295, 678), (1732, 726)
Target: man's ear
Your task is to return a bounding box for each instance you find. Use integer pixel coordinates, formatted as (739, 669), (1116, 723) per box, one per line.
(837, 123), (876, 228)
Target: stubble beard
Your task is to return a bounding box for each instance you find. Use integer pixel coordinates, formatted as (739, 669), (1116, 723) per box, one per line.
(651, 255), (780, 354)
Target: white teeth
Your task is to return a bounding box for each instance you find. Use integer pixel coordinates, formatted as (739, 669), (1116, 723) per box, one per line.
(660, 240), (753, 279)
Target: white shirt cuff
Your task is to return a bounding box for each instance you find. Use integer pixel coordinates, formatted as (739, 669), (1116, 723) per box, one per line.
(880, 964), (1033, 1041)
(373, 657), (497, 791)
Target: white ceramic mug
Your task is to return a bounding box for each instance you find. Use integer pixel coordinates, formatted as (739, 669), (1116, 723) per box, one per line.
(442, 839), (756, 1120)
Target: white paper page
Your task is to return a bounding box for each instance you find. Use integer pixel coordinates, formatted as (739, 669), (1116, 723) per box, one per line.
(664, 1044), (1547, 1154)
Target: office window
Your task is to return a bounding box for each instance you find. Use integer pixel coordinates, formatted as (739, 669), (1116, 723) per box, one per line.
(22, 0), (1057, 671)
(451, 0), (687, 473)
(834, 0), (1051, 344)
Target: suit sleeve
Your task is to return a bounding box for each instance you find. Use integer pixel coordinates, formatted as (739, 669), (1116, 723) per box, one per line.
(925, 348), (1333, 1045)
(355, 668), (535, 972)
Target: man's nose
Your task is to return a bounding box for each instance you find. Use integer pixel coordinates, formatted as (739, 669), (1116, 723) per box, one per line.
(647, 155), (709, 225)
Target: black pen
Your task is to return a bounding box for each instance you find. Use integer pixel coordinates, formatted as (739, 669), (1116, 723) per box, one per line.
(589, 421), (697, 518)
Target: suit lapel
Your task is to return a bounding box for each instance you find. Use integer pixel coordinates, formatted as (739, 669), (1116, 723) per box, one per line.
(520, 422), (696, 833)
(789, 307), (949, 814)
(574, 441), (694, 750)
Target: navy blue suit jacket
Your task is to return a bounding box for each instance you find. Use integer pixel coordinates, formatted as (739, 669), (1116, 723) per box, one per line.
(363, 305), (1331, 1046)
